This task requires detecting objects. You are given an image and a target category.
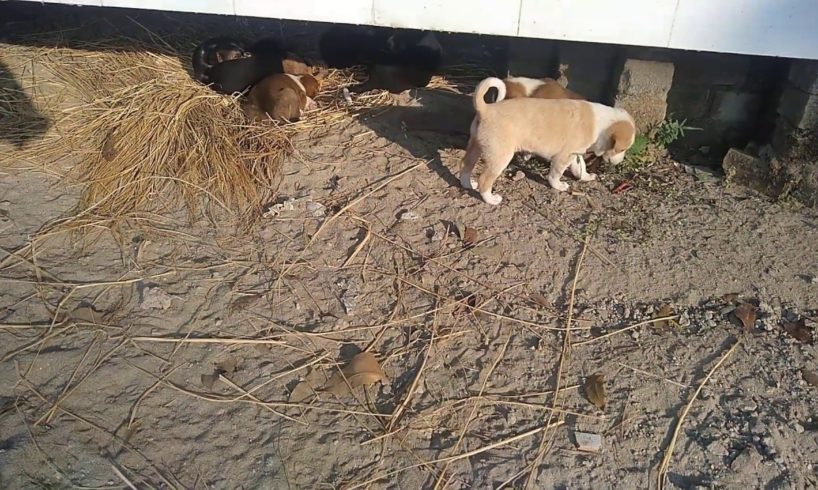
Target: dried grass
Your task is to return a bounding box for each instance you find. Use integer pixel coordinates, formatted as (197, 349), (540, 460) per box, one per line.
(0, 40), (388, 228)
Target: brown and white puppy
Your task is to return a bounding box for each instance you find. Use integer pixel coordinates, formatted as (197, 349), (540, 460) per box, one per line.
(244, 74), (320, 123)
(461, 77), (635, 205)
(503, 76), (585, 101)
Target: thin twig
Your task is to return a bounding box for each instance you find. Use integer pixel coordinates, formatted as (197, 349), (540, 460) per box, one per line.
(656, 339), (741, 490)
(573, 316), (680, 346)
(524, 231), (589, 489)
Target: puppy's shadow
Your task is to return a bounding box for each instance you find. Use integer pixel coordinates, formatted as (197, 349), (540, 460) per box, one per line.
(356, 88), (473, 188)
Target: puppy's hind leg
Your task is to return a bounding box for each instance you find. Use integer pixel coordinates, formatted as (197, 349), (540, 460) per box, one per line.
(568, 153), (597, 182)
(547, 153), (574, 192)
(460, 136), (480, 190)
(477, 148), (514, 205)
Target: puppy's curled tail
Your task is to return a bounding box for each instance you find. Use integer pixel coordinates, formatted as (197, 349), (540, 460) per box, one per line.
(473, 77), (506, 113)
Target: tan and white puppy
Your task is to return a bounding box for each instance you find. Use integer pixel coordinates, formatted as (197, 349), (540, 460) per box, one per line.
(461, 77), (635, 204)
(245, 73), (320, 123)
(503, 76), (584, 101)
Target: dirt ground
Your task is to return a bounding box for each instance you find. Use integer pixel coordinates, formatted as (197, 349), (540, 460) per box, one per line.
(2, 7), (818, 490)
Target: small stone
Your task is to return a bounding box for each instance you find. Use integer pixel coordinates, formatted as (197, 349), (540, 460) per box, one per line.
(707, 440), (728, 457)
(811, 275), (818, 284)
(140, 287), (173, 310)
(341, 287), (358, 315)
(398, 209), (420, 221)
(731, 446), (762, 472)
(306, 201), (326, 217)
(428, 227), (444, 242)
(679, 311), (691, 327)
(512, 170), (526, 181)
(631, 331), (640, 341)
(575, 432), (602, 453)
(793, 423), (805, 434)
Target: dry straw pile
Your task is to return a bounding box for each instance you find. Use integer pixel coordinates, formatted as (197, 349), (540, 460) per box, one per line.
(1, 38), (367, 225)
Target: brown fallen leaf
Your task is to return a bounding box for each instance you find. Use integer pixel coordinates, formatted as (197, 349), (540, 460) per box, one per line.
(462, 227), (479, 247)
(325, 352), (386, 396)
(652, 304), (677, 329)
(584, 373), (606, 410)
(782, 319), (814, 345)
(530, 293), (550, 308)
(802, 369), (818, 388)
(734, 303), (757, 331)
(289, 369), (324, 403)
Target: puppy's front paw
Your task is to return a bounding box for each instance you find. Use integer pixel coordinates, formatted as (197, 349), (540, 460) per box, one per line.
(481, 191), (503, 205)
(581, 172), (597, 182)
(460, 173), (477, 190)
(548, 178), (570, 192)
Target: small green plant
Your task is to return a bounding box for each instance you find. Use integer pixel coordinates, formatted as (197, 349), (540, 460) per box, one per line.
(623, 118), (700, 170)
(651, 118), (699, 147)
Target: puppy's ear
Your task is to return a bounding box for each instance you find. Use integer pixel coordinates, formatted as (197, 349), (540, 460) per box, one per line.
(299, 74), (321, 99)
(609, 121), (635, 152)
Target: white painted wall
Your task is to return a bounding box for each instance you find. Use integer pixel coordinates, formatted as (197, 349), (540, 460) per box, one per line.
(13, 0), (818, 59)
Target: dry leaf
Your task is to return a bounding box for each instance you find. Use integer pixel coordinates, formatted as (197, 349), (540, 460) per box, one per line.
(325, 352), (385, 396)
(462, 227), (478, 247)
(289, 369), (324, 403)
(584, 373), (606, 410)
(652, 304), (676, 329)
(201, 372), (219, 390)
(215, 356), (239, 376)
(531, 293), (549, 308)
(734, 303), (757, 331)
(782, 319), (814, 345)
(802, 369), (818, 388)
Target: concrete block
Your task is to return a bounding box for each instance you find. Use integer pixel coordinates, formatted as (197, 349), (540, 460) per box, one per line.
(711, 90), (762, 124)
(556, 42), (618, 102)
(788, 59), (818, 94)
(667, 87), (712, 120)
(614, 59), (674, 132)
(778, 85), (818, 130)
(722, 148), (774, 196)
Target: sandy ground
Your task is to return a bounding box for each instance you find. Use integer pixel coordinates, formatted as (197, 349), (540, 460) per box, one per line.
(1, 8), (818, 490)
(2, 86), (818, 489)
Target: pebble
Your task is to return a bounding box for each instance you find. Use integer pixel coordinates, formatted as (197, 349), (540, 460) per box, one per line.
(575, 432), (602, 453)
(140, 287), (173, 310)
(305, 201), (326, 217)
(512, 170), (526, 181)
(679, 311), (691, 327)
(398, 209), (420, 221)
(811, 275), (818, 284)
(731, 446), (762, 472)
(793, 422), (805, 434)
(707, 440), (728, 457)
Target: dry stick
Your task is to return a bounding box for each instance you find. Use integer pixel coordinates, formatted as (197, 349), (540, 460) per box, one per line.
(573, 316), (680, 346)
(656, 339), (741, 490)
(348, 421), (565, 490)
(435, 337), (510, 489)
(387, 328), (435, 433)
(217, 375), (303, 425)
(616, 362), (688, 389)
(110, 463), (139, 490)
(523, 232), (589, 490)
(130, 336), (286, 346)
